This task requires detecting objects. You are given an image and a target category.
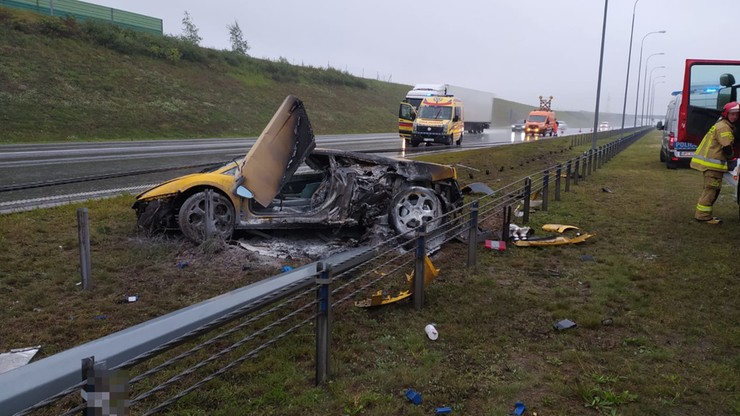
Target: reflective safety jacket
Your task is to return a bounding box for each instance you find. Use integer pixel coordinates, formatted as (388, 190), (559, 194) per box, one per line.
(690, 118), (736, 172)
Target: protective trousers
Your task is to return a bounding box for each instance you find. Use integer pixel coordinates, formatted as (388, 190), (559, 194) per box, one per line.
(695, 170), (724, 220)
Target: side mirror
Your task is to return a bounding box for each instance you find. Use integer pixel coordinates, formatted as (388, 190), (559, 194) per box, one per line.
(235, 185), (254, 199)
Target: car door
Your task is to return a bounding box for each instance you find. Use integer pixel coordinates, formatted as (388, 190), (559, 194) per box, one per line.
(235, 95), (316, 207)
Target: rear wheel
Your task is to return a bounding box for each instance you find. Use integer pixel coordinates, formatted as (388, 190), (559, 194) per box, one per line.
(659, 148), (666, 162)
(389, 187), (443, 240)
(178, 191), (235, 243)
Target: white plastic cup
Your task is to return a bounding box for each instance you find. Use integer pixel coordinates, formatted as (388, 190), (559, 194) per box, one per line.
(425, 324), (438, 340)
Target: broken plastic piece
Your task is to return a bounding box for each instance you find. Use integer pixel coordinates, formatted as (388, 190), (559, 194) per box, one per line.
(541, 224), (579, 233)
(355, 257), (439, 308)
(405, 389), (422, 405)
(176, 261), (189, 269)
(425, 323), (438, 340)
(512, 233), (595, 247)
(461, 182), (495, 195)
(602, 187), (613, 193)
(126, 295), (138, 303)
(485, 240), (507, 251)
(553, 319), (577, 330)
(510, 401), (526, 416)
(581, 254), (595, 262)
(0, 346), (41, 375)
(436, 407), (452, 414)
(281, 265), (293, 272)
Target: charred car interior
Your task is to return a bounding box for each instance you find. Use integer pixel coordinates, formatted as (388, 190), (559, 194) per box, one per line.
(133, 95), (465, 244)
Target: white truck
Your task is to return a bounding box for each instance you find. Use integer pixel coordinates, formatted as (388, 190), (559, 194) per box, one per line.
(398, 84), (496, 139)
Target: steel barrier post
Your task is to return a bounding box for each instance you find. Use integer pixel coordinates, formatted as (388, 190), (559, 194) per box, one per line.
(502, 205), (512, 242)
(542, 170), (549, 211)
(315, 262), (332, 385)
(523, 177), (531, 224)
(587, 149), (593, 176)
(467, 201), (479, 268)
(574, 158), (580, 185)
(565, 161), (572, 191)
(555, 164), (562, 201)
(413, 224), (427, 310)
(582, 153), (588, 180)
(77, 208), (92, 291)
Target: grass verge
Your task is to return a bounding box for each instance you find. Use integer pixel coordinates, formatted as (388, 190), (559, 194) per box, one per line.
(0, 131), (738, 415)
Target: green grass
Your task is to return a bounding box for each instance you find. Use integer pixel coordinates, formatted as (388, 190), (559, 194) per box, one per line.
(1, 131), (738, 415)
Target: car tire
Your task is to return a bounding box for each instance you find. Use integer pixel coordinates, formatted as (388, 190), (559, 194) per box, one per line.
(178, 190), (235, 243)
(659, 148), (666, 162)
(445, 135), (453, 146)
(389, 186), (443, 240)
(456, 133), (463, 146)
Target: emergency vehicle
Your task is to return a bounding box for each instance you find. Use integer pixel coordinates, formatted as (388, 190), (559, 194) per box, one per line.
(525, 96), (558, 137)
(409, 96), (464, 147)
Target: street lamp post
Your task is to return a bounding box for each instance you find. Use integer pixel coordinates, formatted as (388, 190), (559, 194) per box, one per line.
(620, 0), (640, 130)
(643, 66), (665, 124)
(633, 30), (666, 127)
(649, 78), (666, 125)
(591, 0), (609, 149)
(641, 56), (665, 125)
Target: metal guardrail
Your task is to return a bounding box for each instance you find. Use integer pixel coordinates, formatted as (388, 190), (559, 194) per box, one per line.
(0, 128), (650, 415)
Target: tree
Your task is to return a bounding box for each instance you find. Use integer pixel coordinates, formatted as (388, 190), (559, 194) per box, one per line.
(180, 11), (201, 45)
(227, 20), (250, 55)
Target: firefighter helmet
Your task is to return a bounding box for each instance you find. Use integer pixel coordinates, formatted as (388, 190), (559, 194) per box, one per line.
(721, 101), (740, 118)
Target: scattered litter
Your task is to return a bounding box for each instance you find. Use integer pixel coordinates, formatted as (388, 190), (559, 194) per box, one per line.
(547, 269), (561, 277)
(581, 254), (596, 262)
(510, 401), (526, 416)
(281, 265), (294, 272)
(176, 261), (189, 269)
(0, 345), (41, 375)
(553, 319), (577, 330)
(602, 187), (613, 193)
(436, 406), (453, 414)
(509, 224), (533, 241)
(601, 318), (614, 326)
(125, 295), (138, 303)
(405, 389), (422, 405)
(425, 323), (439, 340)
(94, 314), (108, 320)
(484, 240), (507, 251)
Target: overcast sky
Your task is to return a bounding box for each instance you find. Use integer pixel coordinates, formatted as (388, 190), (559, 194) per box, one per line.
(93, 0), (735, 115)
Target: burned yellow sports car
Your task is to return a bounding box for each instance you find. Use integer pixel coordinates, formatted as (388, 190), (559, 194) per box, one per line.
(133, 96), (464, 244)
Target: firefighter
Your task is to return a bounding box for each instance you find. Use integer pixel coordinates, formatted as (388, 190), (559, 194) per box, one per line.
(690, 101), (739, 224)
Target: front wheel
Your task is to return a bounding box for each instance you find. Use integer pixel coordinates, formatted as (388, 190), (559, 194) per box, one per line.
(178, 191), (235, 243)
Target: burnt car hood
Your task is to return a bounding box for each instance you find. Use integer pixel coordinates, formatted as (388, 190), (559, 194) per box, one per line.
(236, 95), (316, 207)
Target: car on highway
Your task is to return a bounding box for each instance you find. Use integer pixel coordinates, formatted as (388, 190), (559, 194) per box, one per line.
(511, 119), (526, 132)
(598, 121), (610, 131)
(133, 95), (464, 244)
(556, 120), (567, 134)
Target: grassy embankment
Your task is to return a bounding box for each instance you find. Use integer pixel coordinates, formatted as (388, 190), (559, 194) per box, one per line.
(1, 131), (738, 415)
(0, 5), (626, 144)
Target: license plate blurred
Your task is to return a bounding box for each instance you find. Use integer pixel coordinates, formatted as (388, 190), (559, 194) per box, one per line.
(424, 138), (434, 142)
(677, 151), (694, 157)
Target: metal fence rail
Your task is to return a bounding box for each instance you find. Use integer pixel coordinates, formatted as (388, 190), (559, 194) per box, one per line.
(0, 128), (650, 415)
(0, 0), (163, 35)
